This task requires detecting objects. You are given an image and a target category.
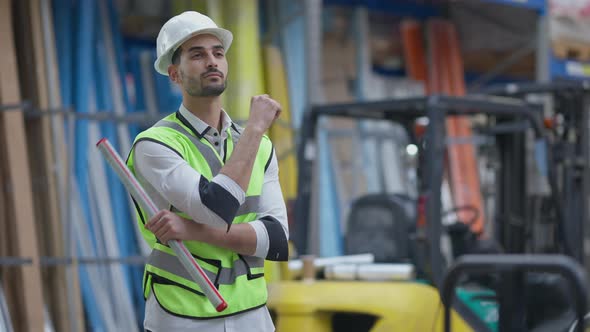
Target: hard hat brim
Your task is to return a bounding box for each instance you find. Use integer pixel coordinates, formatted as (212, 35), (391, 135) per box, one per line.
(154, 27), (233, 76)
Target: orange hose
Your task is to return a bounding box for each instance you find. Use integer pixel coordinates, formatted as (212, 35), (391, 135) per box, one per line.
(427, 19), (486, 235)
(401, 19), (428, 86)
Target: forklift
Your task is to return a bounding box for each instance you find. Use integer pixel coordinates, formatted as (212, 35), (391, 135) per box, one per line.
(267, 93), (589, 331)
(481, 81), (590, 267)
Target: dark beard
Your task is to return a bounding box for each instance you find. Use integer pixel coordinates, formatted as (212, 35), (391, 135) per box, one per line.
(199, 81), (226, 96)
(181, 70), (227, 97)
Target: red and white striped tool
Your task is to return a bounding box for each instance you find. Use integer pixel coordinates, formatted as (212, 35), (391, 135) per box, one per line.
(96, 138), (228, 312)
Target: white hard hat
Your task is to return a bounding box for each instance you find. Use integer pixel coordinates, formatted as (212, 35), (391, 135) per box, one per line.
(154, 11), (233, 76)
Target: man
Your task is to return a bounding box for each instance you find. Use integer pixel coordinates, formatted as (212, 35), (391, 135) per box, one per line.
(126, 11), (289, 332)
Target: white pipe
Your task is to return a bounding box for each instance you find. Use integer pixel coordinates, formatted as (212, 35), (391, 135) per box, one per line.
(325, 263), (415, 281)
(97, 139), (228, 312)
(288, 253), (375, 275)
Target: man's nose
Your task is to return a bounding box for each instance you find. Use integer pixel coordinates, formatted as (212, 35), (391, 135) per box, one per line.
(206, 55), (218, 68)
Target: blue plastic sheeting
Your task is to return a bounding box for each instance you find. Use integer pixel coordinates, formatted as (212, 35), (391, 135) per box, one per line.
(95, 17), (144, 331)
(318, 124), (344, 257)
(274, 0), (342, 256)
(99, 2), (145, 323)
(53, 2), (103, 329)
(52, 1), (72, 108)
(325, 0), (543, 15)
(277, 0), (307, 129)
(480, 0), (546, 12)
(52, 0), (144, 329)
(123, 46), (182, 116)
(353, 7), (381, 194)
(127, 48), (147, 116)
(153, 66), (183, 114)
(65, 0), (108, 329)
(324, 0), (440, 18)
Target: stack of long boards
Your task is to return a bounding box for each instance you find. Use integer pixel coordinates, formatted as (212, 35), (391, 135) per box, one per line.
(401, 18), (486, 236)
(1, 0), (146, 330)
(0, 0), (49, 331)
(13, 0), (86, 331)
(1, 0), (88, 330)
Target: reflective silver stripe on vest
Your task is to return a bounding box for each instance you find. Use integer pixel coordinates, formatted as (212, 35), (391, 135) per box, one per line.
(237, 195), (260, 216)
(148, 249), (217, 282)
(154, 120), (222, 175)
(147, 249), (264, 285)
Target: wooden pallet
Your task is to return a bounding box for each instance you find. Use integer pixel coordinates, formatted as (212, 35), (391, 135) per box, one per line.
(552, 38), (590, 61)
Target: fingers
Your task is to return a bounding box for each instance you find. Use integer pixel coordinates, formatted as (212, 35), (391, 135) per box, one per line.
(259, 95), (281, 116)
(251, 94), (279, 107)
(270, 100), (282, 123)
(249, 94), (282, 132)
(151, 219), (168, 240)
(156, 226), (173, 244)
(147, 210), (167, 227)
(146, 210), (170, 235)
(146, 210), (187, 243)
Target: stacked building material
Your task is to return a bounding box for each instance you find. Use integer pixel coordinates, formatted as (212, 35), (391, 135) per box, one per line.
(12, 0), (82, 330)
(0, 0), (46, 330)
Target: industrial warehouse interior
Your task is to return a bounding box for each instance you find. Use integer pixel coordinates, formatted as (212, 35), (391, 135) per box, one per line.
(2, 0), (590, 331)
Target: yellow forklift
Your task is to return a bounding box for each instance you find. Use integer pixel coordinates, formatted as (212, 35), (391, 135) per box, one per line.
(267, 93), (589, 331)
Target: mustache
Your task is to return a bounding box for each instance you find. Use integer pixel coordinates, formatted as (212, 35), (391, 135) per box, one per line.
(202, 69), (224, 78)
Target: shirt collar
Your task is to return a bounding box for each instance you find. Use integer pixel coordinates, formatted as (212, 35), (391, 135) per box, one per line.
(178, 104), (234, 137)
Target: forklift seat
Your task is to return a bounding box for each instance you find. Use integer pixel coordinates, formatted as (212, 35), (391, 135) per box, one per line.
(344, 193), (416, 263)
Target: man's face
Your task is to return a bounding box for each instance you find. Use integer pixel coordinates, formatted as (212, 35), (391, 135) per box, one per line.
(172, 34), (228, 97)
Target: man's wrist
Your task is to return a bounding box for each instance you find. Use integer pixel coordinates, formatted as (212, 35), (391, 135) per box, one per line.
(185, 218), (207, 242)
(244, 122), (266, 136)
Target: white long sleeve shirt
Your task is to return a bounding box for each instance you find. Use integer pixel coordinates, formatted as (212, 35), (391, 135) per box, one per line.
(134, 105), (288, 332)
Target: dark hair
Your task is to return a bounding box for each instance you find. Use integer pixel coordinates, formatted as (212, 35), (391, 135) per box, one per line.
(171, 46), (182, 65)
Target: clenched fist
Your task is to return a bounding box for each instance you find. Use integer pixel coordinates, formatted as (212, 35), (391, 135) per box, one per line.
(248, 94), (281, 133)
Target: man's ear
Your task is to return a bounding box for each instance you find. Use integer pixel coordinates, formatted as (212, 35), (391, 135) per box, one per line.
(168, 65), (180, 83)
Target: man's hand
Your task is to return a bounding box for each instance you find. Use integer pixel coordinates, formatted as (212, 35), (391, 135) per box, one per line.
(145, 210), (257, 256)
(248, 94), (281, 133)
(146, 210), (203, 243)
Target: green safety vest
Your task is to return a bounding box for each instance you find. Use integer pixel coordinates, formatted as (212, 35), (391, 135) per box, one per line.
(127, 111), (273, 319)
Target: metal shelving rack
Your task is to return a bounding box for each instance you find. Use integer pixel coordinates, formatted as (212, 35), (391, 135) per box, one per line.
(323, 0), (590, 83)
(483, 0), (590, 81)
